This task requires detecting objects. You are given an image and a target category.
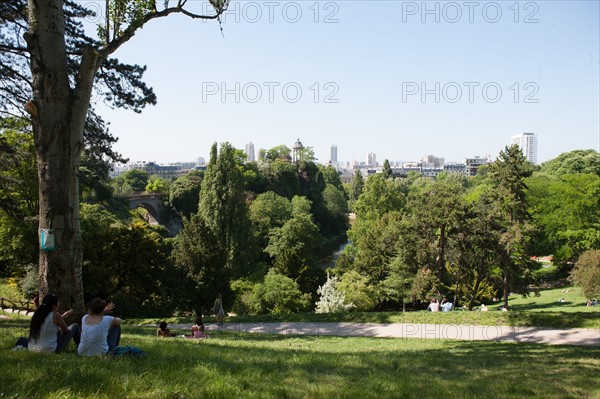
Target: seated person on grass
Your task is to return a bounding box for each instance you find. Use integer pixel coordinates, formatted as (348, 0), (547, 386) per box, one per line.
(16, 293), (80, 353)
(78, 297), (122, 356)
(441, 299), (453, 312)
(157, 321), (174, 337)
(189, 317), (208, 339)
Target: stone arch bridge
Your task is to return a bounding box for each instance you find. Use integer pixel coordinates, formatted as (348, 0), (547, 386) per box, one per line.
(119, 193), (182, 236)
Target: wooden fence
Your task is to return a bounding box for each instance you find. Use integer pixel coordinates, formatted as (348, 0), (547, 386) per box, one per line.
(0, 297), (36, 315)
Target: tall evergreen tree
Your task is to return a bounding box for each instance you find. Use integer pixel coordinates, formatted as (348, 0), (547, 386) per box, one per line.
(487, 145), (534, 307)
(351, 170), (365, 202)
(174, 142), (254, 312)
(198, 142), (253, 277)
(382, 159), (393, 179)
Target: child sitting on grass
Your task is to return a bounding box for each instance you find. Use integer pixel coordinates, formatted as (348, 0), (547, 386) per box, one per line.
(189, 317), (208, 339)
(157, 321), (172, 337)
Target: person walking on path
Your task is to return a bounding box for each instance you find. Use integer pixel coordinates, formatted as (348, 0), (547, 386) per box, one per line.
(213, 294), (225, 326)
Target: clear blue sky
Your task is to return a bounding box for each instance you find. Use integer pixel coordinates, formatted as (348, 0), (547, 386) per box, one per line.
(92, 1), (600, 164)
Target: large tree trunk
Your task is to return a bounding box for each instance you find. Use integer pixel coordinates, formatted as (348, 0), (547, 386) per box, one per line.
(25, 0), (97, 314)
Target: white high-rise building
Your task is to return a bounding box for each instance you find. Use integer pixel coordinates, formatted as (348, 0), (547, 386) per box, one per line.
(367, 152), (377, 167)
(245, 142), (255, 162)
(330, 145), (338, 163)
(511, 132), (537, 164)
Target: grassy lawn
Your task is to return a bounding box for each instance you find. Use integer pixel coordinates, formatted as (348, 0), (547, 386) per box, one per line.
(129, 287), (600, 330)
(2, 320), (599, 399)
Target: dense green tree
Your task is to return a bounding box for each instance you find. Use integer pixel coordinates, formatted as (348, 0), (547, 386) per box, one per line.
(118, 169), (150, 193)
(145, 175), (170, 195)
(320, 166), (347, 195)
(527, 173), (600, 263)
(266, 145), (292, 161)
(569, 250), (600, 299)
(242, 161), (268, 194)
(249, 191), (293, 251)
(0, 118), (37, 221)
(446, 199), (503, 310)
(80, 204), (173, 316)
(78, 110), (127, 202)
(0, 118), (38, 276)
(172, 213), (224, 314)
(348, 174), (405, 252)
(0, 211), (37, 277)
(337, 270), (377, 312)
(169, 171), (203, 219)
(540, 149), (600, 176)
(322, 185), (349, 225)
(261, 159), (300, 199)
(353, 174), (405, 221)
(352, 211), (404, 283)
(407, 175), (467, 283)
(265, 196), (324, 293)
(234, 269), (310, 315)
(296, 146), (316, 162)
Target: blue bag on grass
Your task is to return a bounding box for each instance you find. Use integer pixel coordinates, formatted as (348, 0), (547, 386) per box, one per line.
(112, 345), (147, 358)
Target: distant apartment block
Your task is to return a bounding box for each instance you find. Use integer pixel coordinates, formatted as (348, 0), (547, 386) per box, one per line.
(367, 152), (377, 167)
(465, 156), (491, 176)
(511, 132), (537, 164)
(420, 155), (445, 169)
(110, 161), (198, 179)
(245, 142), (255, 162)
(444, 162), (467, 175)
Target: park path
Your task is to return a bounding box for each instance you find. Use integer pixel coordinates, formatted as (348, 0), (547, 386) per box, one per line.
(170, 322), (600, 347)
(5, 307), (597, 347)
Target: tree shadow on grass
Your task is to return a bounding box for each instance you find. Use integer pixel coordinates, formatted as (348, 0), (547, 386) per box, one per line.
(3, 326), (600, 398)
(506, 311), (600, 329)
(508, 300), (588, 312)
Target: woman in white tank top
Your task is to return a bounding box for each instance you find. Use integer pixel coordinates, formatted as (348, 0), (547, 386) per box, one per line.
(16, 293), (80, 353)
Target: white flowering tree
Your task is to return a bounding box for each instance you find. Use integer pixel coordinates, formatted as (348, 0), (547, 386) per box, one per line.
(315, 274), (355, 314)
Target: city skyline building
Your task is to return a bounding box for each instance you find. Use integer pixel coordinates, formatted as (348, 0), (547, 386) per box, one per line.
(367, 152), (377, 167)
(245, 142), (255, 162)
(330, 145), (338, 164)
(511, 132), (538, 164)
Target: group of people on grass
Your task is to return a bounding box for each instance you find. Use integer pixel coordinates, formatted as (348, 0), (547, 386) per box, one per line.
(17, 292), (227, 355)
(156, 317), (210, 339)
(16, 294), (121, 356)
(427, 298), (454, 312)
(156, 294), (225, 339)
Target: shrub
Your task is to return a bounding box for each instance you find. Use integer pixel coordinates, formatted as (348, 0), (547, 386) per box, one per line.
(232, 269), (310, 315)
(569, 250), (600, 299)
(338, 270), (377, 311)
(315, 274), (355, 313)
